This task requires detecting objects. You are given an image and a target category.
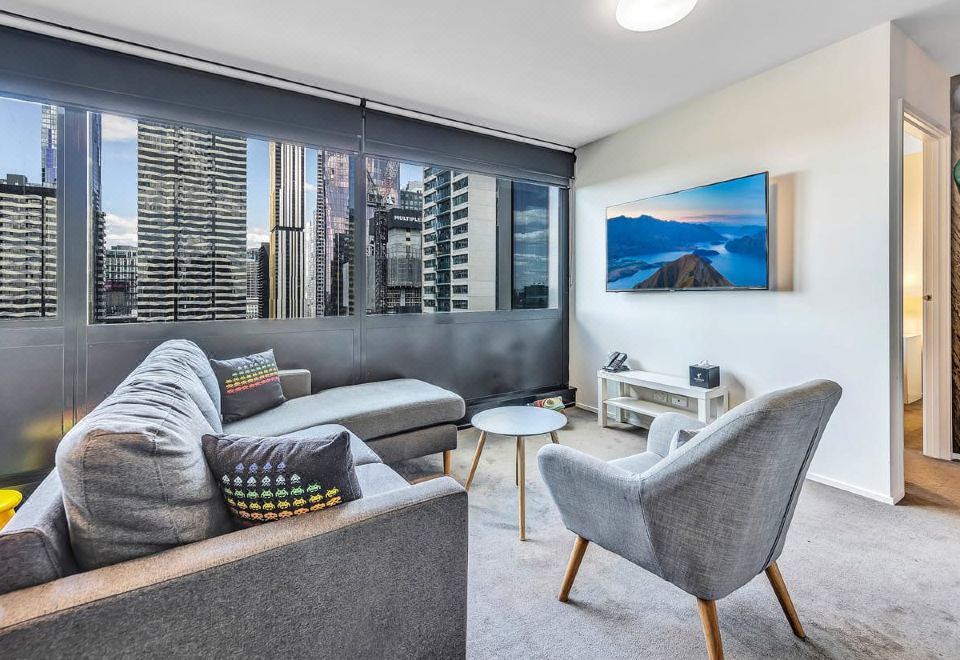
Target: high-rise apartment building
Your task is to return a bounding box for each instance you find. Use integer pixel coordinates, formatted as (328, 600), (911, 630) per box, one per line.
(268, 142), (305, 319)
(0, 174), (57, 318)
(421, 168), (496, 312)
(136, 122), (247, 321)
(246, 243), (269, 319)
(100, 244), (137, 321)
(316, 151), (353, 316)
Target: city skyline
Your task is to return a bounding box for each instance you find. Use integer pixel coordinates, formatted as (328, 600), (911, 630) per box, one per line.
(0, 96), (555, 322)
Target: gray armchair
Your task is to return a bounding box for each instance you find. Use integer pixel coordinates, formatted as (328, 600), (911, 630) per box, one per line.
(538, 380), (841, 660)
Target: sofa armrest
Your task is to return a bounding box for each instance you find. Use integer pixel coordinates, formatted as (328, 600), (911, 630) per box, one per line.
(0, 478), (468, 658)
(279, 368), (311, 399)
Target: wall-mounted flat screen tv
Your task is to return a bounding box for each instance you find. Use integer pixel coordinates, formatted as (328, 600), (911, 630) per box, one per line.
(606, 172), (769, 291)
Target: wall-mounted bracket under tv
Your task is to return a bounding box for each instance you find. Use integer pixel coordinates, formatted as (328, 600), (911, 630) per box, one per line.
(606, 172), (769, 292)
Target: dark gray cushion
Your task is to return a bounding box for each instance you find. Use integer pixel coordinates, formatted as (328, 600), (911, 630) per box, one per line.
(283, 424), (383, 466)
(209, 349), (285, 423)
(0, 472), (77, 595)
(56, 363), (234, 571)
(223, 379), (465, 440)
(202, 429), (362, 527)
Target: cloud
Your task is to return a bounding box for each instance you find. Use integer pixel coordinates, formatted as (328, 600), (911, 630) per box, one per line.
(513, 229), (549, 242)
(305, 182), (317, 193)
(247, 227), (269, 248)
(101, 115), (138, 142)
(104, 212), (137, 247)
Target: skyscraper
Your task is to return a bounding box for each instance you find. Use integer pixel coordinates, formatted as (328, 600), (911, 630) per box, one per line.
(421, 169), (496, 312)
(246, 243), (269, 319)
(0, 174), (57, 318)
(88, 114), (110, 322)
(101, 244), (137, 321)
(40, 104), (57, 187)
(136, 121), (247, 321)
(268, 142), (305, 319)
(366, 180), (423, 314)
(0, 104), (60, 319)
(316, 151), (353, 316)
(366, 159), (421, 314)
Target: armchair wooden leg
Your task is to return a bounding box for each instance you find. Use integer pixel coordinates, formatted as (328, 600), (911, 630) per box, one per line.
(765, 562), (806, 639)
(696, 599), (724, 660)
(442, 450), (452, 475)
(558, 536), (589, 602)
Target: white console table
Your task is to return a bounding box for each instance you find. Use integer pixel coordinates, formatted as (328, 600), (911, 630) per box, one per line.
(597, 369), (729, 428)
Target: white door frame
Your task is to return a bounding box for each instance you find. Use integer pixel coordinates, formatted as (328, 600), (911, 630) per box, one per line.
(892, 100), (954, 501)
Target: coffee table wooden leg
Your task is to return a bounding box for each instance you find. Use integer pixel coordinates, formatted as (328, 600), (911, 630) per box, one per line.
(464, 431), (487, 491)
(515, 439), (519, 485)
(517, 435), (526, 541)
(550, 431), (559, 444)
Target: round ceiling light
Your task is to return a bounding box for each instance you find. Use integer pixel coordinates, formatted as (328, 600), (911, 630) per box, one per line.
(615, 0), (698, 32)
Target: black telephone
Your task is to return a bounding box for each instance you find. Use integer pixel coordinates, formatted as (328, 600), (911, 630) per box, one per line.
(603, 351), (629, 372)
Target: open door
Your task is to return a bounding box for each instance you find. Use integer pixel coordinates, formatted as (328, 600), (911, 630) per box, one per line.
(896, 104), (954, 503)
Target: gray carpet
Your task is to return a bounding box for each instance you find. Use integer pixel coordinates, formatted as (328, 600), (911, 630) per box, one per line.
(394, 407), (960, 659)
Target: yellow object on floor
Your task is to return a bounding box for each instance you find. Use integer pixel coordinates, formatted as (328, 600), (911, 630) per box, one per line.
(0, 489), (22, 529)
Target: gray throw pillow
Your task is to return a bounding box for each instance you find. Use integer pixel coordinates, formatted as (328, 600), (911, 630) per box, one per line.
(670, 428), (699, 453)
(201, 429), (363, 527)
(209, 349), (286, 423)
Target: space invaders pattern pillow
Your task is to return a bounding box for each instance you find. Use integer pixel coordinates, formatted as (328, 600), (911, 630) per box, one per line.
(209, 349), (285, 423)
(201, 429), (362, 527)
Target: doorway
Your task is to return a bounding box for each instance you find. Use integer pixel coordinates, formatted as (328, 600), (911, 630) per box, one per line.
(896, 105), (955, 504)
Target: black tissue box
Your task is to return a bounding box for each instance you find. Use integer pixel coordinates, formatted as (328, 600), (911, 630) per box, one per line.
(689, 364), (720, 389)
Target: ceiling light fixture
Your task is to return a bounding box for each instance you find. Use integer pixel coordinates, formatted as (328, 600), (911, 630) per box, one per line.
(615, 0), (698, 32)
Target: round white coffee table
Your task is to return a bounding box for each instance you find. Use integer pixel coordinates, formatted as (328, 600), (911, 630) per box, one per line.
(467, 406), (567, 540)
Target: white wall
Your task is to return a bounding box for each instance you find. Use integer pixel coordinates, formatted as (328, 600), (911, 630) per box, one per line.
(887, 23), (951, 497)
(572, 24), (919, 502)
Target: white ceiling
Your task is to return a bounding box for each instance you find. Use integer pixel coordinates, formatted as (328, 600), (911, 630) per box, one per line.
(2, 0), (957, 147)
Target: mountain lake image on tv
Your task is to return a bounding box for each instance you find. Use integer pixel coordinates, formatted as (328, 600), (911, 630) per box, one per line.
(606, 172), (769, 291)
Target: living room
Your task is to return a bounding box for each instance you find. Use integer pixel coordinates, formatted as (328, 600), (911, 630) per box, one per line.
(1, 1), (959, 658)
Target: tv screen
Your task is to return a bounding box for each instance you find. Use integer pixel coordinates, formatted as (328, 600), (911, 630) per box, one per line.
(606, 172), (769, 291)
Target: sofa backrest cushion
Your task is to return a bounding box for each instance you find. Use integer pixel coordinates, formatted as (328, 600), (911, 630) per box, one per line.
(0, 471), (77, 596)
(122, 340), (223, 433)
(56, 343), (234, 571)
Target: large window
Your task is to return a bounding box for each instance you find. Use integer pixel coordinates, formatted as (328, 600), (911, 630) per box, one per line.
(0, 96), (59, 319)
(90, 112), (356, 323)
(364, 156), (559, 314)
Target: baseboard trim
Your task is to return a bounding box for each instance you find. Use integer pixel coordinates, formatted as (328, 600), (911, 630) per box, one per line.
(805, 472), (897, 504)
(575, 402), (598, 413)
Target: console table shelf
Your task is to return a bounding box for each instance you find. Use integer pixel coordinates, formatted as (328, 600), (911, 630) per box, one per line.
(597, 369), (728, 428)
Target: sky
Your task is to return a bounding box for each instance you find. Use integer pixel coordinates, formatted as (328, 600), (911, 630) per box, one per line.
(0, 97), (42, 182)
(606, 173), (767, 225)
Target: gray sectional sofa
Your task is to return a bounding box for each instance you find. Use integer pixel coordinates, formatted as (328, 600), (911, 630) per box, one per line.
(0, 340), (469, 658)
